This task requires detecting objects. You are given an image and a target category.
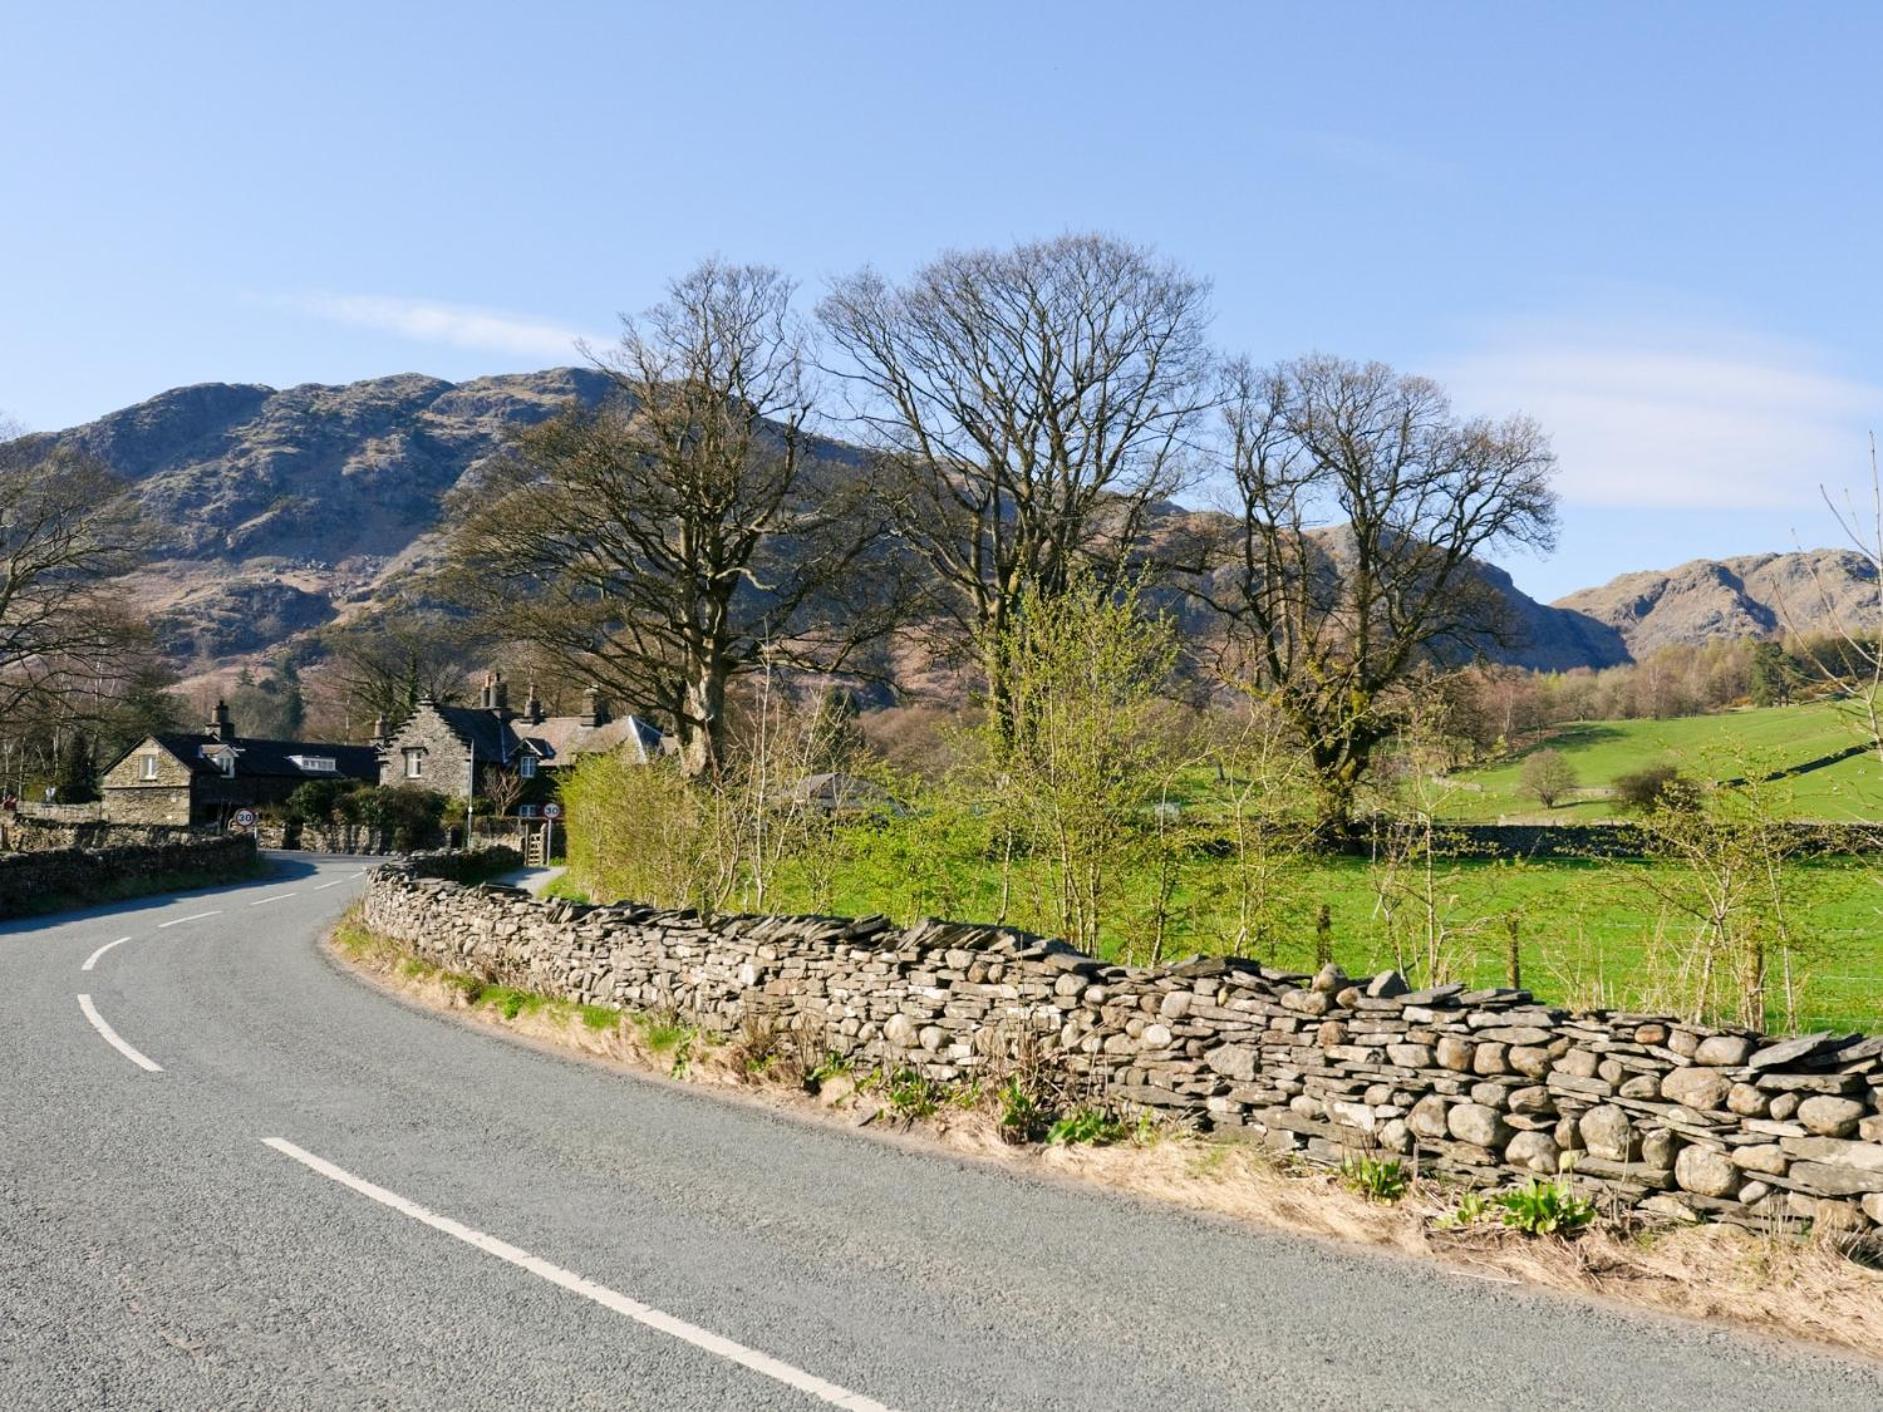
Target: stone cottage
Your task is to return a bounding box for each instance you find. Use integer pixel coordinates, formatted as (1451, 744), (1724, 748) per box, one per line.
(101, 701), (380, 827)
(376, 674), (666, 804)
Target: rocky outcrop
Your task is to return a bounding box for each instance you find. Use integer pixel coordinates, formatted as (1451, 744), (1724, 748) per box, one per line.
(1555, 549), (1882, 658)
(363, 860), (1883, 1234)
(50, 368), (1639, 676)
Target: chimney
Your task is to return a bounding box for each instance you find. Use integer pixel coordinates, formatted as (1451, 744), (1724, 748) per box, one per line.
(371, 713), (391, 746)
(209, 699), (234, 743)
(580, 685), (608, 728)
(523, 678), (545, 725)
(479, 671), (511, 716)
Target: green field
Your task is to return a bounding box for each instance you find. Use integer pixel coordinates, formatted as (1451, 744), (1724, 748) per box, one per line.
(554, 699), (1883, 1034)
(553, 827), (1883, 1034)
(1437, 701), (1883, 822)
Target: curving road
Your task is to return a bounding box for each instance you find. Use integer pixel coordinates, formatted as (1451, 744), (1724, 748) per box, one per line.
(2, 855), (1880, 1410)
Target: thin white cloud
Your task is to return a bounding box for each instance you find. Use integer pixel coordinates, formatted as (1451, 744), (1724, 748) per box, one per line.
(281, 293), (604, 359)
(1437, 323), (1879, 510)
(1285, 131), (1464, 188)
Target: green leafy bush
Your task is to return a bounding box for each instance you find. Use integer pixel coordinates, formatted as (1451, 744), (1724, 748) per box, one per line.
(1046, 1107), (1126, 1147)
(1436, 1190), (1494, 1228)
(883, 1067), (945, 1121)
(1339, 1154), (1411, 1203)
(1495, 1178), (1597, 1236)
(996, 1075), (1052, 1143)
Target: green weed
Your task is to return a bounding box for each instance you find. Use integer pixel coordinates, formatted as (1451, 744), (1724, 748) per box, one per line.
(1495, 1178), (1597, 1237)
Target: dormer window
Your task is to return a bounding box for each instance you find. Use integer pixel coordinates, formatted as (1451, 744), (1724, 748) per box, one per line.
(290, 755), (337, 773)
(519, 756), (537, 779)
(201, 746), (237, 778)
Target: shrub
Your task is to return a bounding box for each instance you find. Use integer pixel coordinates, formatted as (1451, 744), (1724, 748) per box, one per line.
(1339, 1154), (1411, 1203)
(1518, 748), (1577, 808)
(284, 777), (364, 824)
(559, 752), (733, 912)
(1495, 1178), (1597, 1236)
(1613, 764), (1695, 814)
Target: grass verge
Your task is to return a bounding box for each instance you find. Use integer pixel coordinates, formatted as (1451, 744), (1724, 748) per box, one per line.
(327, 909), (1883, 1358)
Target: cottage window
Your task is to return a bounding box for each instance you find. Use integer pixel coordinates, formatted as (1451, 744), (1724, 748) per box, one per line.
(140, 754), (159, 781)
(215, 752), (236, 778)
(404, 748), (425, 779)
(519, 756), (537, 779)
(291, 755), (337, 773)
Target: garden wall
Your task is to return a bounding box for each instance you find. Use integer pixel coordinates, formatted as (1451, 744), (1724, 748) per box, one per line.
(4, 819), (204, 853)
(0, 834), (260, 918)
(362, 859), (1883, 1234)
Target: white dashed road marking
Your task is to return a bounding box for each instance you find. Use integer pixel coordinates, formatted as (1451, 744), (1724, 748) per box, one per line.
(78, 994), (163, 1072)
(249, 893), (300, 906)
(312, 880), (347, 891)
(262, 1139), (896, 1411)
(158, 911), (222, 929)
(81, 936), (132, 972)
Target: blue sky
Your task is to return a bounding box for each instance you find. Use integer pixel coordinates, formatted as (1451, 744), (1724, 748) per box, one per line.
(5, 1), (1882, 601)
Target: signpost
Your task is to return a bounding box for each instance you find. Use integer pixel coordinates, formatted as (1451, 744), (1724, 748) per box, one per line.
(232, 808), (258, 831)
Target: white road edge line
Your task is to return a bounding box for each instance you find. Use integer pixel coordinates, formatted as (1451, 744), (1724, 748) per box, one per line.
(157, 910), (222, 929)
(260, 1139), (895, 1412)
(249, 892), (300, 906)
(81, 936), (133, 972)
(77, 995), (163, 1072)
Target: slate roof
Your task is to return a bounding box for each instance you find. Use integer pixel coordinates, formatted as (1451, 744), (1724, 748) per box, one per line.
(520, 714), (665, 766)
(142, 734), (381, 781)
(421, 705), (541, 765)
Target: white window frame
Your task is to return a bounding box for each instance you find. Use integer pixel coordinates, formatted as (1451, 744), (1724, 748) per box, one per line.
(291, 755), (337, 773)
(404, 748), (425, 779)
(519, 756), (537, 779)
(141, 754), (160, 781)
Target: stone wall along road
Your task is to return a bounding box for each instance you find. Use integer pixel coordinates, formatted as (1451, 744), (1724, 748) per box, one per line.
(364, 858), (1883, 1235)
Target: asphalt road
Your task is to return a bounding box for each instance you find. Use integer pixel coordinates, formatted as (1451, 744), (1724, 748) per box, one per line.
(3, 856), (1880, 1410)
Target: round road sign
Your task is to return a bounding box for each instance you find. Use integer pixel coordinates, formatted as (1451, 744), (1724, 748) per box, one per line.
(232, 808), (258, 829)
(542, 802), (563, 820)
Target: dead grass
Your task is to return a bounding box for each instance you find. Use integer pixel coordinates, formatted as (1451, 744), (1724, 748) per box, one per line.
(328, 912), (1883, 1359)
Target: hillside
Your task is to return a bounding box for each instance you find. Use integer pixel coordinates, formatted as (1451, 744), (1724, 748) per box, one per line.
(39, 367), (617, 665)
(1437, 700), (1883, 822)
(1553, 550), (1881, 658)
(36, 367), (1792, 681)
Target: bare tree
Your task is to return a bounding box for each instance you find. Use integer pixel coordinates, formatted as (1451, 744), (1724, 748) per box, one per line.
(0, 424), (144, 723)
(819, 234), (1214, 730)
(319, 610), (477, 734)
(1191, 356), (1558, 832)
(447, 261), (894, 777)
(478, 763), (526, 833)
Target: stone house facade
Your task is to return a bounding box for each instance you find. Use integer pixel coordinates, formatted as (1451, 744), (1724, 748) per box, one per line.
(377, 674), (666, 808)
(101, 701), (379, 827)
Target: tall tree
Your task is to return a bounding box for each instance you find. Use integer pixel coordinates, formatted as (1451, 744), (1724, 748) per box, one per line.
(819, 234), (1214, 728)
(447, 260), (892, 777)
(320, 610), (476, 733)
(1193, 356), (1558, 831)
(0, 424), (144, 723)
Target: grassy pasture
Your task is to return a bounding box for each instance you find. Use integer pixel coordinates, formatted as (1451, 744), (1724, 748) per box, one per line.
(1436, 701), (1883, 821)
(762, 844), (1881, 1034)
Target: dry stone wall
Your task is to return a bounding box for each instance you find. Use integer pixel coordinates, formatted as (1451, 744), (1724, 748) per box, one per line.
(363, 859), (1883, 1234)
(0, 834), (259, 917)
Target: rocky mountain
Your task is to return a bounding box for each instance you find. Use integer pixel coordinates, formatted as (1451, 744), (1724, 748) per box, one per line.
(35, 367), (1761, 682)
(43, 367), (617, 665)
(1552, 550), (1881, 658)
